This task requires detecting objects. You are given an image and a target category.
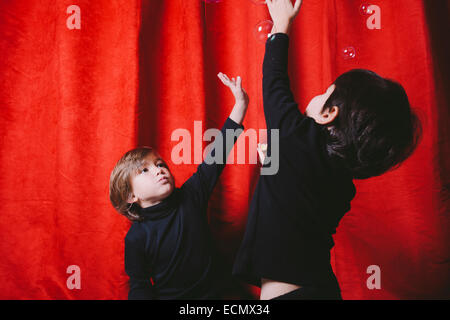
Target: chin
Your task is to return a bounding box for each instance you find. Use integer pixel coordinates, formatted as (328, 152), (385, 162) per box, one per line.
(161, 184), (174, 197)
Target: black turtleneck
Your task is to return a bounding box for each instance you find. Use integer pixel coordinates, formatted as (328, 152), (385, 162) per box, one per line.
(124, 117), (244, 300)
(232, 33), (356, 290)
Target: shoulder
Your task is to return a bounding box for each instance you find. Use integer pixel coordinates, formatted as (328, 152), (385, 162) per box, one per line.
(125, 222), (149, 245)
(284, 116), (327, 144)
(282, 117), (333, 167)
(295, 116), (320, 134)
(178, 183), (201, 208)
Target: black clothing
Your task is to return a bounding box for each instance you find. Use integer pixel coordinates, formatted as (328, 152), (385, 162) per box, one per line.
(232, 33), (356, 290)
(124, 117), (244, 299)
(271, 284), (342, 300)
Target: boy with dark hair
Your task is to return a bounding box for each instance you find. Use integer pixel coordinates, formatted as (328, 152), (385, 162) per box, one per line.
(110, 73), (249, 299)
(233, 0), (422, 300)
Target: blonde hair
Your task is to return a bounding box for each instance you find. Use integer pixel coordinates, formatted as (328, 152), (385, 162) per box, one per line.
(109, 147), (154, 221)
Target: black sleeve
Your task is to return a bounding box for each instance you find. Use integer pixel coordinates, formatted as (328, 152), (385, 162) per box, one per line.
(182, 117), (244, 207)
(124, 230), (155, 300)
(263, 33), (305, 136)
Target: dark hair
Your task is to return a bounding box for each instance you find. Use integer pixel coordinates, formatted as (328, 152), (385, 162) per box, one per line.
(320, 69), (422, 179)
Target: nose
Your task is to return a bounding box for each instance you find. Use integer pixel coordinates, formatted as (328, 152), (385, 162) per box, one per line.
(154, 166), (164, 176)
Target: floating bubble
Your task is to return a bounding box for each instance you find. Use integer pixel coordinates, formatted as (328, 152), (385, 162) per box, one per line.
(342, 47), (356, 60)
(254, 20), (274, 43)
(359, 3), (374, 16)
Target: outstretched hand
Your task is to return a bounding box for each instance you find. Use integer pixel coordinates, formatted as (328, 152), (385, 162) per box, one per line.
(217, 72), (249, 106)
(266, 0), (302, 35)
(218, 72), (249, 125)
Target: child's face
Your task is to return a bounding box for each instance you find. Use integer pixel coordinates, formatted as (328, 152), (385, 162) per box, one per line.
(305, 84), (336, 124)
(128, 151), (175, 208)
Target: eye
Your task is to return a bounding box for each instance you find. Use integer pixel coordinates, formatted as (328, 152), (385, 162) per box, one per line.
(157, 163), (167, 168)
(141, 168), (149, 174)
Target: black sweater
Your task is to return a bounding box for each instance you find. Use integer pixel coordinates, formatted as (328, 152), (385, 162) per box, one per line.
(232, 33), (356, 288)
(124, 117), (244, 299)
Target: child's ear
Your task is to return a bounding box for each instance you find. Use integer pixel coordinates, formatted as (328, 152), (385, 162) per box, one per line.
(318, 106), (339, 124)
(127, 194), (137, 204)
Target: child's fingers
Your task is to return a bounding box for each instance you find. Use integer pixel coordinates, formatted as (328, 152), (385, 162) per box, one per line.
(218, 72), (244, 91)
(217, 73), (227, 85)
(293, 0), (302, 15)
(257, 143), (267, 164)
(218, 72), (230, 82)
(217, 72), (231, 87)
(222, 73), (231, 82)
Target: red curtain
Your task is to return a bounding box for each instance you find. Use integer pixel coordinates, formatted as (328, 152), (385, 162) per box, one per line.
(0, 0), (448, 299)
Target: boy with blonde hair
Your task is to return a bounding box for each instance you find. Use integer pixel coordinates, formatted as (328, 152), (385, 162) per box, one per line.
(110, 73), (249, 299)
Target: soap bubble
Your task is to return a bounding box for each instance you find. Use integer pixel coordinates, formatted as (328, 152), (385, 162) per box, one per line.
(254, 20), (274, 43)
(342, 47), (356, 59)
(250, 0), (267, 4)
(359, 3), (374, 16)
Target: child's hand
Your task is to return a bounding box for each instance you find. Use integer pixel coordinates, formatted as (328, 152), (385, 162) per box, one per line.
(257, 143), (268, 165)
(266, 0), (302, 35)
(217, 72), (249, 107)
(218, 72), (249, 125)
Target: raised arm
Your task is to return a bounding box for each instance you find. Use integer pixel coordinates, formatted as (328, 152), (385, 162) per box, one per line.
(182, 73), (248, 207)
(263, 0), (304, 136)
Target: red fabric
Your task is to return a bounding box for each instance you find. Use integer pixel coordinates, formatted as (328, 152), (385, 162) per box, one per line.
(0, 0), (448, 299)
